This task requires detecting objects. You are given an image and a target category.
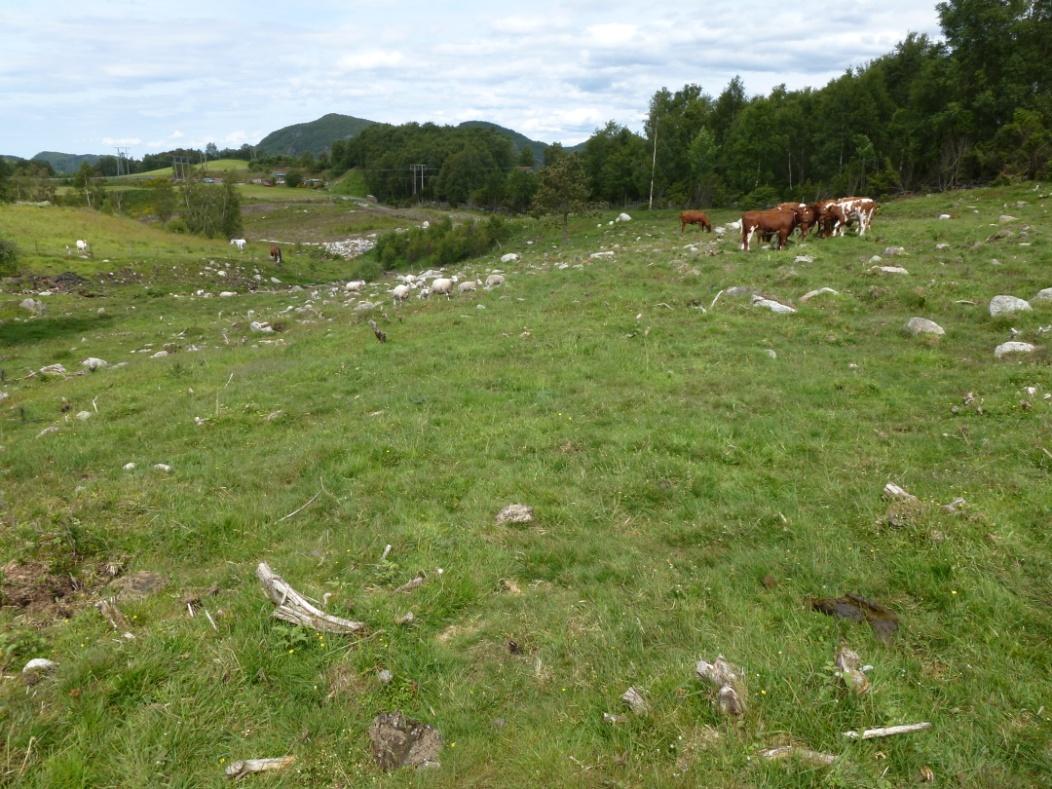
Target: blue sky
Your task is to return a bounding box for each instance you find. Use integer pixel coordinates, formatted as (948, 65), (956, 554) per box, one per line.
(0, 1), (943, 159)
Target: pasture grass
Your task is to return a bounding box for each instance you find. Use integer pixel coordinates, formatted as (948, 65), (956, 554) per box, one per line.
(1, 184), (1051, 786)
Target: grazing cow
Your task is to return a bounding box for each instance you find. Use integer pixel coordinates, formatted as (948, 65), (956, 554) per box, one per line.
(269, 245), (283, 265)
(679, 210), (713, 233)
(834, 196), (877, 236)
(777, 203), (819, 239)
(230, 238), (247, 251)
(814, 201), (848, 238)
(740, 208), (798, 251)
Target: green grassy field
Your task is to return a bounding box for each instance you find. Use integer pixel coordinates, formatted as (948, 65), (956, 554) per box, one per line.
(1, 185), (1051, 786)
(118, 159), (252, 180)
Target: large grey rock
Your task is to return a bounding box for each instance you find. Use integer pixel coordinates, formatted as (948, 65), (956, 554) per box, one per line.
(870, 265), (909, 275)
(496, 504), (534, 526)
(751, 296), (796, 314)
(1033, 288), (1052, 302)
(989, 295), (1031, 317)
(999, 215), (1017, 223)
(906, 317), (944, 336)
(81, 357), (108, 371)
(994, 341), (1038, 359)
(22, 658), (57, 685)
(20, 298), (45, 315)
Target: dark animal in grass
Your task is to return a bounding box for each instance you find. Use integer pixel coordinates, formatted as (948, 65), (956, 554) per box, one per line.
(269, 245), (283, 265)
(368, 320), (386, 343)
(679, 210), (713, 233)
(777, 202), (820, 239)
(740, 208), (798, 251)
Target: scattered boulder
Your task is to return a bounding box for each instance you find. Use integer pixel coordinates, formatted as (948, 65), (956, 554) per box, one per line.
(590, 251), (615, 260)
(616, 212), (632, 222)
(354, 301), (377, 312)
(153, 463), (172, 473)
(938, 213), (951, 220)
(22, 658), (57, 685)
(905, 317), (944, 337)
(369, 712), (443, 771)
(39, 363), (67, 377)
(935, 243), (951, 251)
(81, 357), (108, 371)
(1032, 288), (1052, 302)
(123, 462), (136, 471)
(989, 295), (1031, 317)
(151, 350), (169, 359)
(752, 296), (796, 314)
(995, 341), (1038, 359)
(377, 669), (394, 685)
(75, 410), (92, 422)
(800, 287), (839, 302)
(696, 656), (746, 717)
(496, 504), (534, 526)
(20, 298), (45, 315)
(793, 255), (814, 264)
(250, 321), (274, 334)
(219, 291), (237, 298)
(884, 246), (906, 256)
(621, 687), (649, 715)
(870, 265), (909, 275)
(37, 426), (59, 438)
(999, 215), (1017, 223)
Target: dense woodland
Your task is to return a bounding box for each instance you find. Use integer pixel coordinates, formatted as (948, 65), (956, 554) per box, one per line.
(1, 0), (1049, 214)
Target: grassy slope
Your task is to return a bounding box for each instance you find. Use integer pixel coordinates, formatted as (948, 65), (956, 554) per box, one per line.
(1, 186), (1051, 786)
(119, 159), (252, 180)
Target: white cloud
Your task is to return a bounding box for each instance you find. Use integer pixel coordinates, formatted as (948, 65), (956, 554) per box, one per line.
(336, 50), (405, 71)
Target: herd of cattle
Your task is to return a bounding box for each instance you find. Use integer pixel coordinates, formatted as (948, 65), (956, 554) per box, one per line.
(680, 196), (877, 252)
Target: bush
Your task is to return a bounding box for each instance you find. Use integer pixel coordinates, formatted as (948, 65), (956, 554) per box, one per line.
(0, 237), (19, 276)
(372, 215), (509, 271)
(166, 218), (189, 234)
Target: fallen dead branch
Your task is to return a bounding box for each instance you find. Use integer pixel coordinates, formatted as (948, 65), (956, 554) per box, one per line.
(759, 745), (837, 766)
(843, 722), (931, 740)
(277, 491), (320, 523)
(225, 755), (295, 779)
(95, 598), (131, 632)
(256, 562), (364, 633)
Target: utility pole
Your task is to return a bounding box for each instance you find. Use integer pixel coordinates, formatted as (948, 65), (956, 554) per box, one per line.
(648, 118), (658, 211)
(410, 164), (426, 199)
(115, 147), (128, 177)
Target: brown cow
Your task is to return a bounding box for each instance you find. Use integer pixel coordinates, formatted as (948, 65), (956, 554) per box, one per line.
(777, 202), (819, 239)
(741, 208), (798, 251)
(269, 244), (283, 265)
(814, 201), (848, 238)
(679, 210), (712, 233)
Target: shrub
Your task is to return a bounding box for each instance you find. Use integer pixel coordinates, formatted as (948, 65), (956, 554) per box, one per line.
(0, 237), (19, 276)
(166, 218), (189, 234)
(372, 215), (509, 271)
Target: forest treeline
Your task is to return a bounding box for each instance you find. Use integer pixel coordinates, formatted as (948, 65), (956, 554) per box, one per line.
(332, 0), (1052, 209)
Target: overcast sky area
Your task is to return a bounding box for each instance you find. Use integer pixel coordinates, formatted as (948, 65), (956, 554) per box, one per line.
(0, 0), (944, 159)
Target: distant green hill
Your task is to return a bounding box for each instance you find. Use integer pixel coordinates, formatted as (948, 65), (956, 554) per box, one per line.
(255, 113), (377, 156)
(32, 151), (101, 174)
(1, 155), (26, 166)
(456, 121), (550, 163)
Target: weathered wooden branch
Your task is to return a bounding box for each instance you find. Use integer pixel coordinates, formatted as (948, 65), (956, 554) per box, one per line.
(759, 746), (837, 766)
(843, 722), (931, 740)
(256, 562), (364, 634)
(225, 756), (295, 779)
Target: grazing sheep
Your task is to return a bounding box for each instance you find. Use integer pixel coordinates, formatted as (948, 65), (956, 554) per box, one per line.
(485, 273), (505, 288)
(345, 280), (365, 292)
(76, 239), (90, 255)
(431, 277), (454, 296)
(392, 284), (411, 301)
(229, 238), (247, 251)
(458, 279), (480, 294)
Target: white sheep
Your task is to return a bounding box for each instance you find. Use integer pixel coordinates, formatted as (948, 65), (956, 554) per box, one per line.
(345, 280), (365, 292)
(392, 284), (411, 301)
(76, 239), (90, 255)
(458, 279), (480, 294)
(431, 277), (454, 296)
(485, 274), (505, 288)
(229, 238), (247, 251)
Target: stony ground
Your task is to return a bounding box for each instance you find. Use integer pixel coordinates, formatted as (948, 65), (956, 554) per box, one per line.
(1, 183), (1051, 787)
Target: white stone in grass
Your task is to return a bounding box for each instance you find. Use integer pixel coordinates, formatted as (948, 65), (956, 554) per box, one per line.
(616, 212), (632, 222)
(250, 321), (274, 334)
(37, 426), (59, 438)
(989, 295), (1031, 317)
(999, 215), (1017, 223)
(82, 357), (108, 371)
(377, 669), (393, 685)
(868, 255), (883, 264)
(123, 462), (137, 471)
(590, 251), (615, 260)
(219, 291), (237, 298)
(22, 658), (57, 684)
(39, 363), (67, 376)
(905, 317), (945, 336)
(938, 213), (952, 220)
(1033, 288), (1052, 302)
(800, 287), (839, 302)
(751, 296), (796, 314)
(763, 348), (778, 359)
(621, 687), (649, 715)
(153, 463), (172, 472)
(500, 253), (520, 263)
(884, 246), (906, 256)
(870, 265), (909, 275)
(20, 298), (45, 315)
(994, 341), (1038, 359)
(883, 483), (918, 502)
(75, 410), (92, 421)
(151, 350), (169, 359)
(794, 255), (814, 264)
(354, 301), (376, 312)
(935, 243), (951, 251)
(496, 504), (534, 526)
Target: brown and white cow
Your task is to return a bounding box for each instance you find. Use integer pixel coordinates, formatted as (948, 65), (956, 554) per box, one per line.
(679, 210), (713, 233)
(834, 196), (877, 236)
(777, 202), (819, 239)
(741, 208), (798, 251)
(814, 200), (848, 238)
(269, 244), (283, 265)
